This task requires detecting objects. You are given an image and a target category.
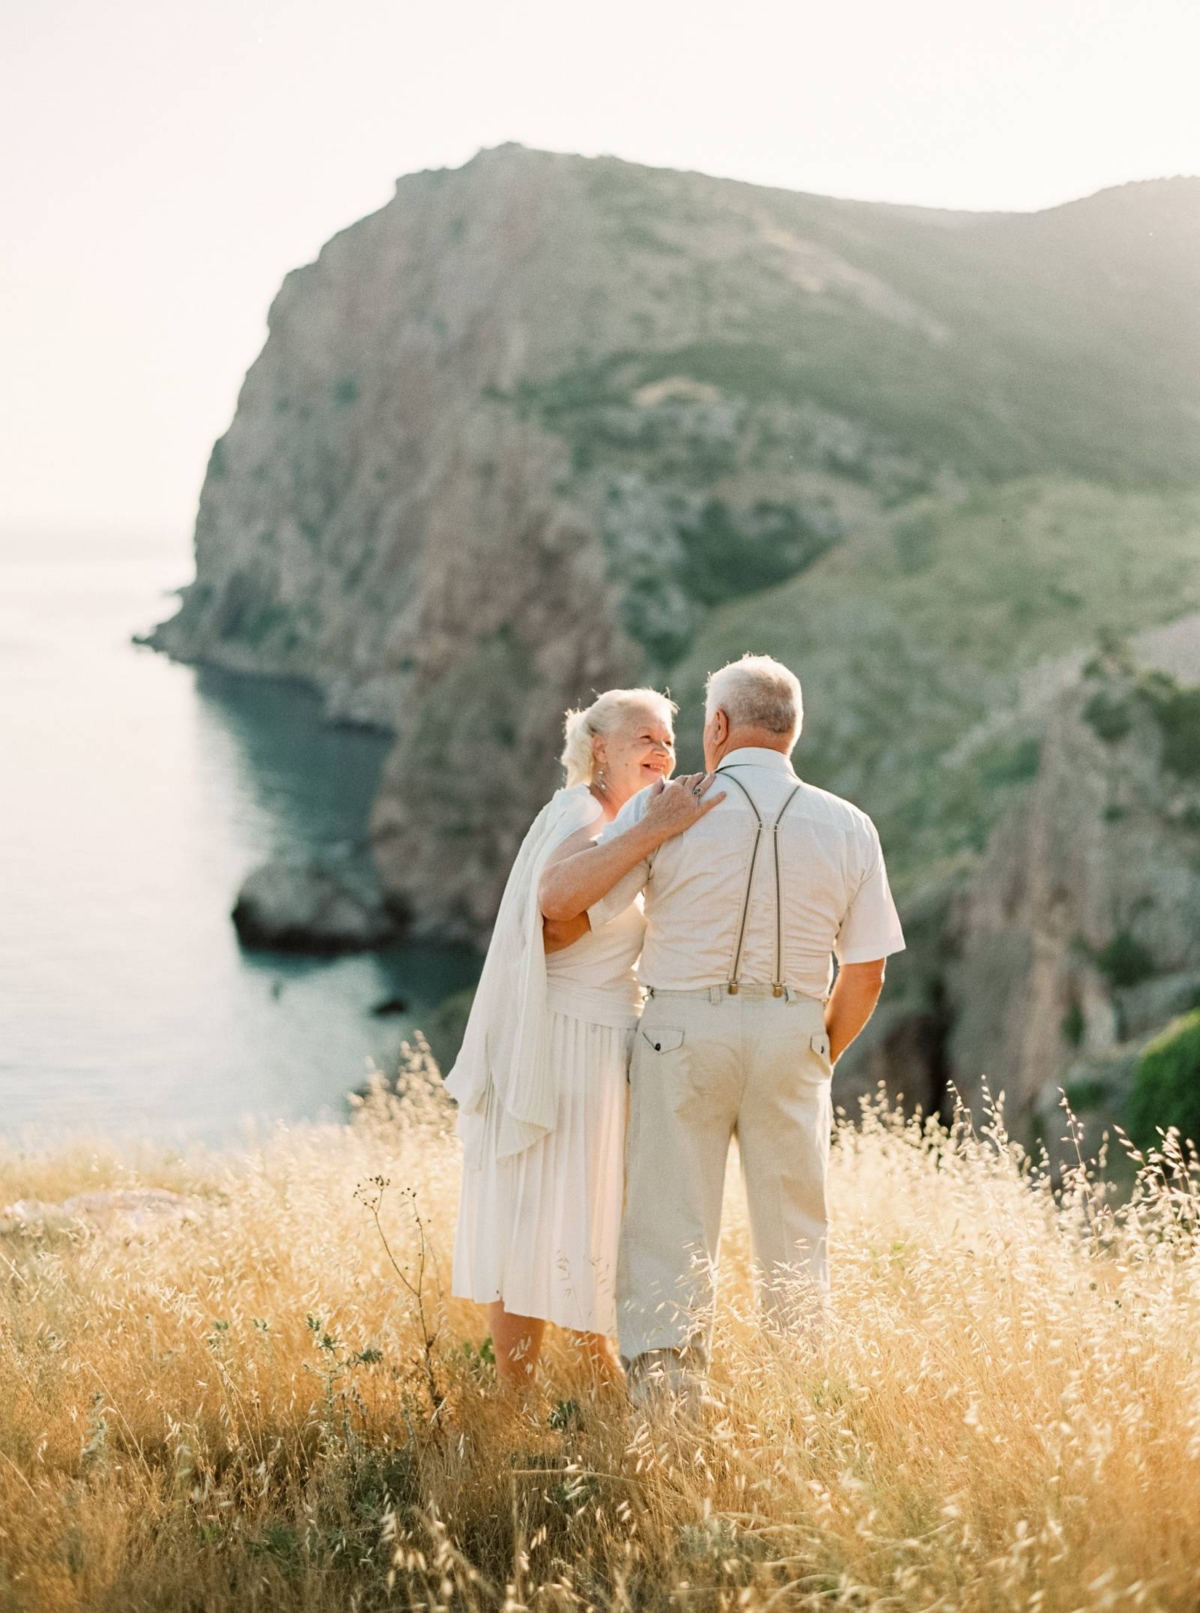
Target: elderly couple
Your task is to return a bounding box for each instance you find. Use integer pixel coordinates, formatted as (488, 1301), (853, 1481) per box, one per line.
(446, 653), (904, 1406)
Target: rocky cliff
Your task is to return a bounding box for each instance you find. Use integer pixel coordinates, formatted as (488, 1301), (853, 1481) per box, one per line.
(944, 630), (1200, 1131)
(150, 146), (1200, 946)
(833, 619), (1200, 1136)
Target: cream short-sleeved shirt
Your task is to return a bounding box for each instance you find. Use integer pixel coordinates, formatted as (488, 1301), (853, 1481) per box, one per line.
(588, 747), (905, 1001)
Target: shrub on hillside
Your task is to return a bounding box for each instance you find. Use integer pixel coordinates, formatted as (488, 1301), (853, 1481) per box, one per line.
(1136, 670), (1200, 779)
(678, 498), (838, 607)
(1082, 687), (1134, 743)
(1094, 929), (1157, 989)
(1128, 1008), (1200, 1154)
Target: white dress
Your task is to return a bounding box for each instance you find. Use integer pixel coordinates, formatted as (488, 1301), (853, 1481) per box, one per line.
(451, 899), (644, 1334)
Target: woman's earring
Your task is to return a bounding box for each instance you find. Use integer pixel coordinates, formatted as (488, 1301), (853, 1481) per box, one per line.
(595, 766), (608, 790)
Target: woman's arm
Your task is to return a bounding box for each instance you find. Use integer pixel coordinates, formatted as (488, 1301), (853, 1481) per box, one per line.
(539, 773), (724, 923)
(537, 827), (599, 953)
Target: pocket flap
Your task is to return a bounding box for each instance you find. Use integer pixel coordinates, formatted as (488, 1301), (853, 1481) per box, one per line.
(810, 1032), (831, 1060)
(641, 1026), (685, 1054)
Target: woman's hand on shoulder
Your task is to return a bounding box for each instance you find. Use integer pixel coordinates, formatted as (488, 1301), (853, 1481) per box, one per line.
(642, 773), (726, 844)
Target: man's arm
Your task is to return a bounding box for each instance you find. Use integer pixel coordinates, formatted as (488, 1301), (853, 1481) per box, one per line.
(539, 773), (725, 923)
(543, 912), (590, 953)
(826, 817), (903, 1061)
(825, 959), (886, 1064)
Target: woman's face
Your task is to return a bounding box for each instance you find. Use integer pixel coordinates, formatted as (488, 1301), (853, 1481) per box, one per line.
(595, 708), (675, 807)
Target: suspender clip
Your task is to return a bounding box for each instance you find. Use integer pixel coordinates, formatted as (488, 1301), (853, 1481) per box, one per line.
(772, 984), (783, 997)
(727, 981), (739, 996)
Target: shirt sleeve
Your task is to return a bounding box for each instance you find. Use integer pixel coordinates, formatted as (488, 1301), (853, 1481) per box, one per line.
(585, 790), (653, 932)
(834, 823), (906, 965)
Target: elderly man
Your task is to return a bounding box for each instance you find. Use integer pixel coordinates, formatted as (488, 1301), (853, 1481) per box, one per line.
(540, 654), (905, 1404)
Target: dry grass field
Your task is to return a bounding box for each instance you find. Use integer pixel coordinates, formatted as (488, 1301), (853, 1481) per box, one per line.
(2, 1045), (1199, 1612)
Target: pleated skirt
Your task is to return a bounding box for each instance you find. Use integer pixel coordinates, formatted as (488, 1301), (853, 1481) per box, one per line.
(451, 1003), (632, 1335)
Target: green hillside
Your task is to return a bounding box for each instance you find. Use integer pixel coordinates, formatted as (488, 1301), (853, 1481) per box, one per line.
(672, 480), (1200, 890)
(536, 165), (1200, 489)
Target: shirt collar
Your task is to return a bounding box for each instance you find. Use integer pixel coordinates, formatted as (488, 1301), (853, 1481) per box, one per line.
(718, 746), (798, 778)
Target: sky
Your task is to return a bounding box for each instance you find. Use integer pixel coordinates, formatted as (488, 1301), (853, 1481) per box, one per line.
(2, 0), (1198, 547)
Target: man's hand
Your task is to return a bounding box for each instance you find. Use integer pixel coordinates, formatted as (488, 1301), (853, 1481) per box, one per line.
(641, 773), (726, 843)
(825, 959), (886, 1064)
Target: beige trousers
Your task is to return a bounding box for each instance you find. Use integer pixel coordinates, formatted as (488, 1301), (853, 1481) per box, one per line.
(617, 985), (833, 1368)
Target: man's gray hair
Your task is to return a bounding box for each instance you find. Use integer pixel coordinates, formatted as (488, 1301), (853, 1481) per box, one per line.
(705, 654), (803, 746)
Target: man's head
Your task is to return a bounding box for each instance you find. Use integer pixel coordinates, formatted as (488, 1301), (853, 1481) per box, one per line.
(703, 654), (803, 770)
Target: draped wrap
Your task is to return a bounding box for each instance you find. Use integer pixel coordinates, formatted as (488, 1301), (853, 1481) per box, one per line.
(444, 785), (604, 1168)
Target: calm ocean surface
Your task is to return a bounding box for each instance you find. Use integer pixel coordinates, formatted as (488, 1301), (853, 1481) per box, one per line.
(0, 534), (479, 1147)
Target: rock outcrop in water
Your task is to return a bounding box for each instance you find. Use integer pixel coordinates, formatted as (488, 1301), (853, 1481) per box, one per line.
(232, 852), (399, 953)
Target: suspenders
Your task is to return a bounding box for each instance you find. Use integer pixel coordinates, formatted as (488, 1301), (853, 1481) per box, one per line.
(716, 766), (801, 997)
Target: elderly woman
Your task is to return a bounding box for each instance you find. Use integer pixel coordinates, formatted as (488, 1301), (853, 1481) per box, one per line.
(448, 688), (720, 1384)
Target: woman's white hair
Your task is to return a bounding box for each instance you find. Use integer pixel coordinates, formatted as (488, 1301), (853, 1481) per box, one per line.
(560, 688), (677, 788)
(705, 654), (803, 745)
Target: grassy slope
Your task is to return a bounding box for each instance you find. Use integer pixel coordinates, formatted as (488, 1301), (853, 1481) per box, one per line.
(671, 480), (1200, 891)
(3, 1074), (1199, 1611)
(576, 165), (1200, 487)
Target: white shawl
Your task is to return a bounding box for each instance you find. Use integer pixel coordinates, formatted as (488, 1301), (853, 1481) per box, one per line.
(444, 784), (604, 1168)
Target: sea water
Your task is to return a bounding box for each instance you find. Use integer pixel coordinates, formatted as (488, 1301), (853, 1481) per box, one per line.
(0, 533), (478, 1146)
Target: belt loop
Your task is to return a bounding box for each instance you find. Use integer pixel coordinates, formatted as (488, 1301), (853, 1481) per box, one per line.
(709, 984), (721, 1005)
